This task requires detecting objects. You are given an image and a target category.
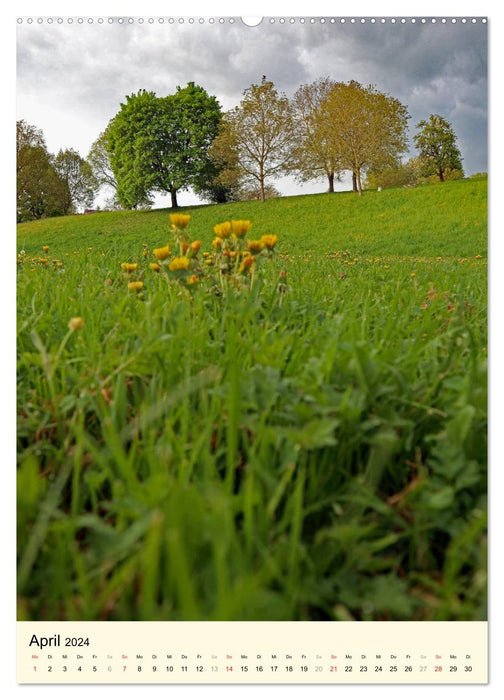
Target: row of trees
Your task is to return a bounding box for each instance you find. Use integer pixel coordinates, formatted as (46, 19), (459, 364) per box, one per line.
(102, 78), (463, 207)
(17, 121), (98, 222)
(17, 77), (464, 220)
(365, 114), (464, 189)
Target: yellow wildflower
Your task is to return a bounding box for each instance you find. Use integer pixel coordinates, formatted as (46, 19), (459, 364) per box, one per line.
(68, 317), (84, 331)
(150, 263), (161, 271)
(181, 241), (190, 254)
(169, 213), (191, 229)
(213, 222), (232, 238)
(153, 246), (171, 261)
(247, 239), (265, 253)
(260, 234), (278, 249)
(42, 245), (49, 252)
(128, 281), (144, 292)
(121, 262), (138, 272)
(169, 256), (190, 271)
(190, 240), (201, 254)
(475, 254), (483, 259)
(240, 255), (256, 272)
(187, 275), (200, 285)
(411, 272), (416, 278)
(212, 237), (223, 249)
(232, 220), (252, 237)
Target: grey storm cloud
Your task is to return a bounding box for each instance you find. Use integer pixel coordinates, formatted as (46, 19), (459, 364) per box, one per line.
(16, 17), (487, 184)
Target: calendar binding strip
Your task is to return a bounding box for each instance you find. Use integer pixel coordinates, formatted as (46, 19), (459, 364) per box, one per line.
(16, 16), (488, 25)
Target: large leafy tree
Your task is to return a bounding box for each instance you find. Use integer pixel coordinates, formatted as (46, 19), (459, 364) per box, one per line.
(413, 114), (463, 182)
(291, 77), (343, 193)
(16, 120), (70, 222)
(106, 83), (222, 208)
(209, 78), (296, 202)
(53, 148), (98, 214)
(319, 81), (410, 196)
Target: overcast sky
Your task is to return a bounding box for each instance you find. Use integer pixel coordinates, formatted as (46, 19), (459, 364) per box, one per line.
(16, 16), (487, 206)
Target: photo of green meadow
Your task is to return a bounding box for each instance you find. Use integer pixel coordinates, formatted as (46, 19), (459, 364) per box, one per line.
(17, 18), (487, 623)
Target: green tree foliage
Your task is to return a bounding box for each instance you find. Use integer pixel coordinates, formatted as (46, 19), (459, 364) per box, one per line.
(191, 160), (242, 204)
(239, 183), (281, 201)
(87, 128), (118, 191)
(413, 114), (463, 182)
(53, 148), (99, 214)
(16, 120), (70, 222)
(87, 129), (121, 209)
(291, 77), (343, 193)
(210, 78), (296, 202)
(365, 157), (422, 190)
(318, 81), (410, 196)
(106, 83), (222, 208)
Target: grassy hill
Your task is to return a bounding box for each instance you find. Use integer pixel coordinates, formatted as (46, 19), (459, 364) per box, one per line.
(17, 177), (487, 259)
(17, 178), (487, 623)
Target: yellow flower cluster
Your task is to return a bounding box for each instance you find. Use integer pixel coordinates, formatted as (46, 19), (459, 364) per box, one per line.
(68, 317), (84, 331)
(169, 213), (191, 230)
(213, 221), (232, 238)
(146, 214), (203, 289)
(93, 212), (278, 297)
(128, 281), (144, 292)
(247, 240), (264, 253)
(260, 234), (278, 249)
(231, 220), (253, 237)
(240, 255), (256, 272)
(209, 221), (279, 284)
(153, 246), (171, 260)
(169, 256), (191, 271)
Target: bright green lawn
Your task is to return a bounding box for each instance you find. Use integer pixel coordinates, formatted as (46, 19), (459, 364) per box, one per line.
(17, 178), (487, 621)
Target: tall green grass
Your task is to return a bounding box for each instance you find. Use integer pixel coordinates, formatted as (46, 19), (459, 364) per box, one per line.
(17, 179), (487, 621)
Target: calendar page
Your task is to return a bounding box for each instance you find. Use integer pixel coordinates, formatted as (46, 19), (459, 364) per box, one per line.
(16, 11), (488, 686)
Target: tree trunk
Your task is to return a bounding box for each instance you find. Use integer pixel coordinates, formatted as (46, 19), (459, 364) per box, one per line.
(260, 179), (265, 202)
(170, 189), (178, 208)
(328, 172), (334, 193)
(356, 168), (363, 197)
(352, 171), (358, 192)
(439, 168), (444, 182)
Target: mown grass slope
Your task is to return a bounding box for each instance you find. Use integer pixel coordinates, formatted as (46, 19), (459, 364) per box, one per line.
(17, 178), (486, 258)
(17, 178), (487, 622)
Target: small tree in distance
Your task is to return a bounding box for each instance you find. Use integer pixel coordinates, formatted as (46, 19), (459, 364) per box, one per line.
(291, 77), (343, 193)
(87, 128), (118, 191)
(319, 81), (410, 196)
(210, 77), (296, 202)
(16, 120), (70, 221)
(54, 148), (98, 214)
(413, 114), (463, 182)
